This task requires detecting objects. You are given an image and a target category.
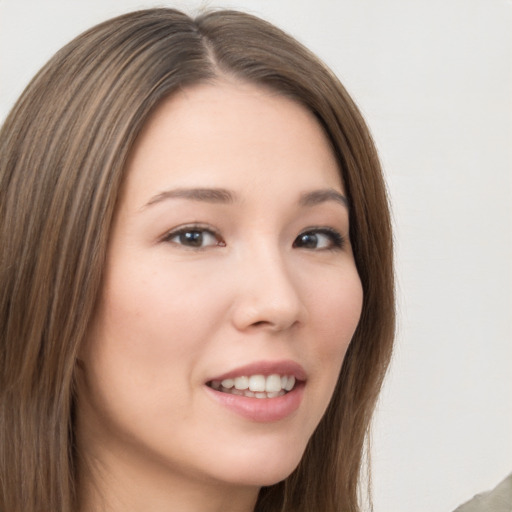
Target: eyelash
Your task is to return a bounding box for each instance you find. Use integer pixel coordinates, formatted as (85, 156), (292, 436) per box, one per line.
(161, 224), (345, 251)
(161, 224), (225, 249)
(293, 227), (345, 251)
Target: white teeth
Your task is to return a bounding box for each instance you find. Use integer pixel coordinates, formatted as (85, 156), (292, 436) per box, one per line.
(266, 374), (282, 393)
(284, 375), (295, 391)
(234, 376), (249, 390)
(221, 378), (234, 389)
(267, 391), (284, 398)
(249, 375), (266, 392)
(210, 373), (298, 397)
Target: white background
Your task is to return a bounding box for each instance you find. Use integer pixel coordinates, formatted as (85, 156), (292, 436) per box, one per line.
(1, 1), (510, 511)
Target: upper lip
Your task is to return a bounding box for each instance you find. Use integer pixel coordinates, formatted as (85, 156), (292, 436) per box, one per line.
(206, 360), (307, 383)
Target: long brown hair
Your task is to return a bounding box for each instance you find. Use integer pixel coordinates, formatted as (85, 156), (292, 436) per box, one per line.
(0, 8), (394, 512)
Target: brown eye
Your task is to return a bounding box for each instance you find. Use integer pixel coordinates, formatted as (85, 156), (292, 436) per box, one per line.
(293, 228), (344, 250)
(163, 226), (225, 249)
(295, 232), (319, 249)
(178, 231), (208, 247)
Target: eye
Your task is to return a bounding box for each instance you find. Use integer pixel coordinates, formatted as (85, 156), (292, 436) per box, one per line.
(293, 228), (344, 250)
(162, 225), (225, 249)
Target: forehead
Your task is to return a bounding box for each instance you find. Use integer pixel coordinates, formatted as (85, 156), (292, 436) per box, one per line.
(122, 79), (343, 207)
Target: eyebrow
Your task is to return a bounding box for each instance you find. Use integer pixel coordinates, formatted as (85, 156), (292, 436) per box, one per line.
(143, 188), (236, 209)
(142, 187), (348, 210)
(299, 189), (349, 209)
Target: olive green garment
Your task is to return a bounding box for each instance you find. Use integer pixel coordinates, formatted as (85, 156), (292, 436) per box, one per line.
(453, 473), (512, 512)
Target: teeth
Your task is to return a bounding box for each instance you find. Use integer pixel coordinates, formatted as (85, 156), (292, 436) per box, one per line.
(266, 374), (282, 393)
(221, 378), (234, 389)
(210, 373), (298, 398)
(249, 375), (266, 392)
(234, 376), (249, 390)
(284, 376), (295, 391)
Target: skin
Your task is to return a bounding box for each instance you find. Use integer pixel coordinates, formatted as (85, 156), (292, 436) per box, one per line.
(76, 79), (363, 512)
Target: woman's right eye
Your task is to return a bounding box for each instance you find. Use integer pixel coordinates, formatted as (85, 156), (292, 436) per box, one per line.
(162, 226), (225, 249)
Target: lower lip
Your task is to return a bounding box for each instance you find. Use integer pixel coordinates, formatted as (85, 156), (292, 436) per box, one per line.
(205, 383), (305, 423)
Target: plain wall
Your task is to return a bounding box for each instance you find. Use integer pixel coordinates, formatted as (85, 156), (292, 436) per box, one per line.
(1, 1), (511, 511)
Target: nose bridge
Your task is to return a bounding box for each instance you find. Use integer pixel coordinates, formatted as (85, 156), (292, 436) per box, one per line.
(232, 239), (303, 331)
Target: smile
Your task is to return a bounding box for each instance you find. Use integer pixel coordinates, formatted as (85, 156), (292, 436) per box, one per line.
(208, 374), (296, 398)
(204, 361), (306, 421)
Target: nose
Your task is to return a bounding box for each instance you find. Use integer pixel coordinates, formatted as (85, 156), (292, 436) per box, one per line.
(230, 246), (304, 333)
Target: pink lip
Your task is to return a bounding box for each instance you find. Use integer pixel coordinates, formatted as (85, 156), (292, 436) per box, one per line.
(204, 360), (306, 423)
(206, 360), (307, 382)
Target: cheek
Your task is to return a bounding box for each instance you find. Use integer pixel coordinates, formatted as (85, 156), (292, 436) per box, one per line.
(80, 263), (237, 433)
(314, 271), (363, 348)
(306, 270), (363, 389)
(96, 263), (225, 363)
(78, 269), (212, 442)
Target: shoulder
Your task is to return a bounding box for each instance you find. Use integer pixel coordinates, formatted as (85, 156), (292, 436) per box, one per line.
(453, 473), (512, 512)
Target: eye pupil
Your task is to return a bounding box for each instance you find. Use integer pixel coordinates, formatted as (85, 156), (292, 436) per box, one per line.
(298, 233), (318, 248)
(180, 231), (203, 247)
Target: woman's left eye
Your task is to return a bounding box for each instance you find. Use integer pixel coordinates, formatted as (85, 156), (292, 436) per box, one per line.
(162, 226), (225, 249)
(293, 228), (344, 250)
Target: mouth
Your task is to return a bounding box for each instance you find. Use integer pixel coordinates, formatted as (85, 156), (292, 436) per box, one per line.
(207, 373), (297, 399)
(204, 361), (306, 422)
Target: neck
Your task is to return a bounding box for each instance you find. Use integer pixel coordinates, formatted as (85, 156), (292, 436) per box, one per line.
(77, 450), (260, 512)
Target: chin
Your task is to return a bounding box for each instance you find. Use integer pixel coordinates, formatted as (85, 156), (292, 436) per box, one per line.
(208, 439), (306, 488)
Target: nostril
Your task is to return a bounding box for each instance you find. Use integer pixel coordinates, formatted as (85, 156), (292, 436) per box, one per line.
(247, 318), (300, 332)
(231, 282), (303, 332)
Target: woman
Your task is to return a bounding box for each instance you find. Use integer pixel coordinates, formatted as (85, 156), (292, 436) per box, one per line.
(0, 8), (394, 512)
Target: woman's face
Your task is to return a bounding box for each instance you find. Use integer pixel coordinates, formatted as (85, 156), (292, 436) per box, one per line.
(78, 80), (363, 495)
